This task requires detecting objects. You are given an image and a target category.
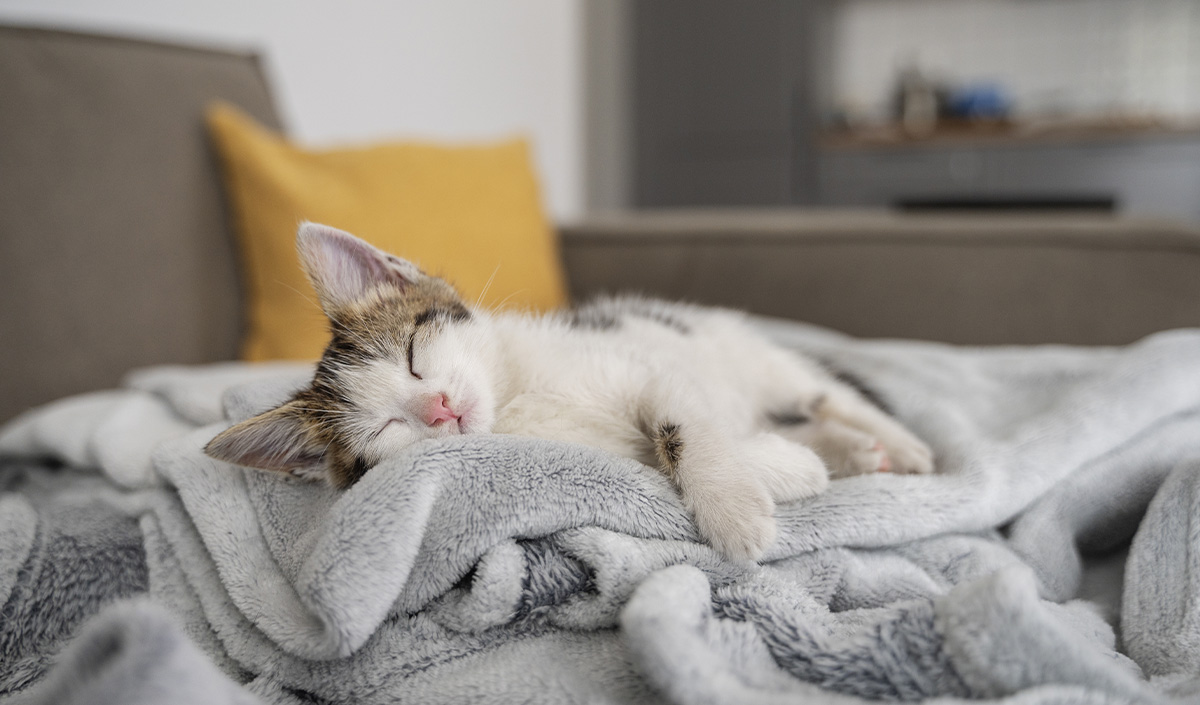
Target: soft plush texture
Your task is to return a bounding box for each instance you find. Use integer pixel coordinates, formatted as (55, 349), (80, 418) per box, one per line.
(2, 319), (1200, 704)
(206, 103), (567, 361)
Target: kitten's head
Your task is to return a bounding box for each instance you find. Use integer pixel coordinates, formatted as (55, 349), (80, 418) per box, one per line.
(205, 222), (497, 488)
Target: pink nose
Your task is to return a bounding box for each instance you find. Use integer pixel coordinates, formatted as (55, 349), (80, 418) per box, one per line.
(422, 393), (460, 426)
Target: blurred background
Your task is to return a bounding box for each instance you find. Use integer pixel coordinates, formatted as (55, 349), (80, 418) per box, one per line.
(2, 0), (1198, 223)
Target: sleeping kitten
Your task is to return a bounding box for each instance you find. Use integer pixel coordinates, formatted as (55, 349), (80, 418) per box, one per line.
(205, 223), (934, 560)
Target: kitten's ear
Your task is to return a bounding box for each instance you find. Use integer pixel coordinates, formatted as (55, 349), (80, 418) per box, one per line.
(204, 401), (329, 481)
(296, 222), (424, 312)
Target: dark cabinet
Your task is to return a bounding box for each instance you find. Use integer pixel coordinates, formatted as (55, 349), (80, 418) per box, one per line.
(632, 0), (821, 207)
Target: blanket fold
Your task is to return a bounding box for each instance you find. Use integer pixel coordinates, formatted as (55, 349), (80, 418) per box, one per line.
(3, 320), (1200, 704)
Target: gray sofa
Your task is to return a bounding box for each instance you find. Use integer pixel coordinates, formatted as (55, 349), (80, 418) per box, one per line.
(4, 24), (1200, 423)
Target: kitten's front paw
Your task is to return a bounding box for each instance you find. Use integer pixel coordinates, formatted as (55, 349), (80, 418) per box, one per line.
(883, 434), (935, 475)
(687, 478), (776, 562)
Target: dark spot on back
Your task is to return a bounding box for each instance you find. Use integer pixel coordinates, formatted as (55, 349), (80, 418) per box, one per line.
(565, 309), (620, 331)
(566, 297), (692, 335)
(611, 299), (691, 335)
(632, 310), (689, 335)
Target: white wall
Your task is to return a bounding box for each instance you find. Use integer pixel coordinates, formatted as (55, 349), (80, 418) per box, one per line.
(832, 0), (1200, 123)
(0, 0), (585, 221)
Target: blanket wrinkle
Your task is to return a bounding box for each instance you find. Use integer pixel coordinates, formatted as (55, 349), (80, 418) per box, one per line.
(1007, 413), (1200, 602)
(711, 568), (972, 700)
(153, 425), (700, 659)
(4, 320), (1200, 703)
(932, 568), (1148, 699)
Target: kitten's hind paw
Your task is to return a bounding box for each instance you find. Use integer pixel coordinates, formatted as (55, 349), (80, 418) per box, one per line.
(884, 435), (935, 475)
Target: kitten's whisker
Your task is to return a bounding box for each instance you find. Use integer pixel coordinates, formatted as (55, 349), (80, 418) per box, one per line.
(489, 288), (528, 313)
(275, 280), (321, 309)
(319, 437), (337, 459)
(475, 264), (501, 310)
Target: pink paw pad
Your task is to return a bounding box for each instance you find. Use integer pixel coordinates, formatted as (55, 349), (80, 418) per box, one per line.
(874, 443), (892, 472)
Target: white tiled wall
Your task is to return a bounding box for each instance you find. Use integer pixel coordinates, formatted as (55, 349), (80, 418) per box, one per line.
(832, 0), (1200, 122)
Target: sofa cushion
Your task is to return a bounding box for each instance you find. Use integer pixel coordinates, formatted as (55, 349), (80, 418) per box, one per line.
(206, 103), (567, 361)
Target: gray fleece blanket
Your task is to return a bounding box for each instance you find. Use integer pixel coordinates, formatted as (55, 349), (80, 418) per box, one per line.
(3, 319), (1200, 704)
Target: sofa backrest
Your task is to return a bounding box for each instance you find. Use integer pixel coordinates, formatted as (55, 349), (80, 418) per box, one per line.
(561, 210), (1200, 347)
(0, 25), (281, 422)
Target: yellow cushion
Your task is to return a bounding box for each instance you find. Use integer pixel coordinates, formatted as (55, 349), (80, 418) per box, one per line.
(206, 102), (568, 361)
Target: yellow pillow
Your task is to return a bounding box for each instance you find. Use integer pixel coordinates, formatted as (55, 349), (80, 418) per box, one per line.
(206, 102), (568, 361)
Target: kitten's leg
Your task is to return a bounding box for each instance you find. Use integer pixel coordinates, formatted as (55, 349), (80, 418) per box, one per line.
(638, 376), (829, 560)
(780, 418), (891, 479)
(816, 387), (934, 475)
(647, 418), (779, 561)
(750, 346), (932, 476)
(750, 350), (889, 476)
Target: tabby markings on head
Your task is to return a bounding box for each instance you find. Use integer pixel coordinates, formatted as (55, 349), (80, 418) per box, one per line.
(303, 280), (472, 488)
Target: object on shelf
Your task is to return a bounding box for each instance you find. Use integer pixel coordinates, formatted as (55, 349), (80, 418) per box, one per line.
(891, 64), (944, 136)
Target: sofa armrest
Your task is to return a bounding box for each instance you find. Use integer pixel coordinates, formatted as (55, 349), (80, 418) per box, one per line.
(559, 209), (1200, 346)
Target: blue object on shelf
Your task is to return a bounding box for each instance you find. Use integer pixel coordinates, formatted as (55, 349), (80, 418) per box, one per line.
(946, 83), (1012, 119)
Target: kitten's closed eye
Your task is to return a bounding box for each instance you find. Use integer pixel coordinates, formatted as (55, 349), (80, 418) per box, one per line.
(375, 418), (407, 439)
(407, 335), (422, 379)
